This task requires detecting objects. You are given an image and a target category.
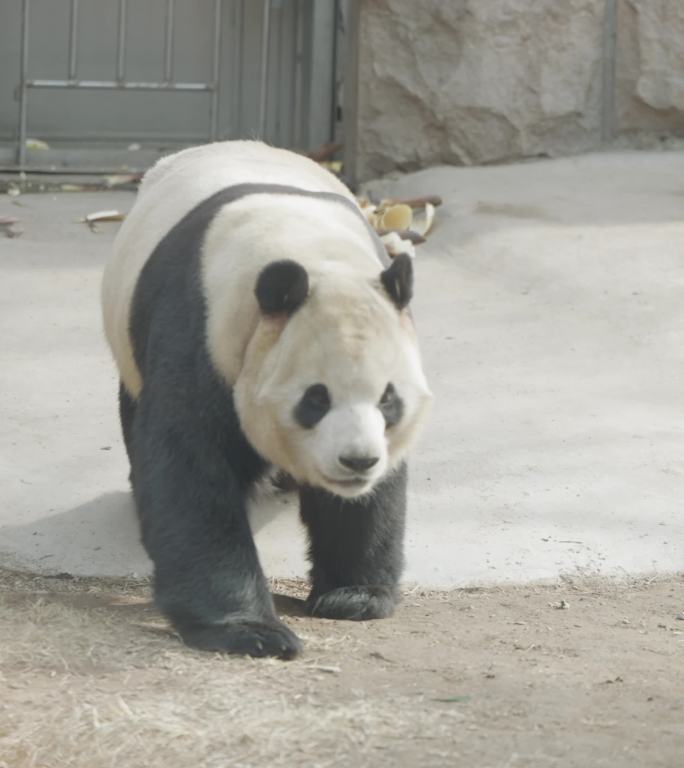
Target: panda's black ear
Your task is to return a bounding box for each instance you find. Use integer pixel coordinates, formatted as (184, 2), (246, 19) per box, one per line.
(255, 259), (309, 315)
(380, 253), (413, 310)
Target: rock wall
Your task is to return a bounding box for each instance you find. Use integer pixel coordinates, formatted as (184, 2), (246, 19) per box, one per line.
(616, 0), (684, 134)
(351, 0), (684, 180)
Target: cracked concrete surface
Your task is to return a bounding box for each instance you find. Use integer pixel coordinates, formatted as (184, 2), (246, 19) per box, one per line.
(1, 151), (682, 584)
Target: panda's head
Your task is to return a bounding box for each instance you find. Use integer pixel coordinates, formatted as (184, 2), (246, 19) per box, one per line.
(234, 255), (432, 498)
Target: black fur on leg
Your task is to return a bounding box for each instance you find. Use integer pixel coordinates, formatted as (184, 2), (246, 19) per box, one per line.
(118, 381), (137, 488)
(131, 378), (302, 660)
(178, 618), (301, 659)
(299, 463), (407, 621)
(271, 469), (299, 493)
(126, 190), (303, 659)
(307, 585), (396, 621)
(118, 381), (136, 468)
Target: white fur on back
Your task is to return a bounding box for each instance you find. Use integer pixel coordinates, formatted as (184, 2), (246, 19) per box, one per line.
(201, 195), (381, 386)
(101, 141), (364, 397)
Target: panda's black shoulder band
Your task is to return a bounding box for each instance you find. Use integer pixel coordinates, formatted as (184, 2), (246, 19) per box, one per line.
(255, 260), (309, 315)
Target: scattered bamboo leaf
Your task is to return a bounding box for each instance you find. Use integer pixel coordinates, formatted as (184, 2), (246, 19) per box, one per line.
(433, 695), (471, 703)
(25, 137), (50, 150)
(82, 210), (126, 232)
(0, 216), (22, 238)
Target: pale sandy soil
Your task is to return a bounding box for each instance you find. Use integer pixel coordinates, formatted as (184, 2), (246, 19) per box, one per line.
(1, 569), (682, 768)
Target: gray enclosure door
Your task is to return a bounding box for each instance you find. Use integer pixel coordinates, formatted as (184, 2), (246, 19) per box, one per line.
(0, 0), (341, 171)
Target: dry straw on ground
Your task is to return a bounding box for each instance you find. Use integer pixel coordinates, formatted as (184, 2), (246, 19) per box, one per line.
(1, 570), (682, 768)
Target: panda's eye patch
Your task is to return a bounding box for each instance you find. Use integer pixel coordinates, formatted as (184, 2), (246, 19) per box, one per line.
(379, 383), (403, 428)
(294, 384), (331, 429)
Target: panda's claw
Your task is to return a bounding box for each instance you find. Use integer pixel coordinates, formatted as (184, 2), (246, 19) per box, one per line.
(177, 618), (302, 659)
(306, 585), (397, 621)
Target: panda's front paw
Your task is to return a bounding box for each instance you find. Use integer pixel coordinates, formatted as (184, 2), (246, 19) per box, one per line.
(306, 585), (397, 621)
(176, 618), (302, 659)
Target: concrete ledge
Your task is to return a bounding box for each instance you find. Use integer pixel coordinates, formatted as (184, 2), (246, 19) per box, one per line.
(1, 151), (682, 585)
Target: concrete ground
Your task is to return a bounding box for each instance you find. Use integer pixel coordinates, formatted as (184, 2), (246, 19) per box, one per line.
(0, 151), (682, 585)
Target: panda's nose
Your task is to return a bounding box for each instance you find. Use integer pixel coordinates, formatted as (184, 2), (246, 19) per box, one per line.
(339, 454), (380, 473)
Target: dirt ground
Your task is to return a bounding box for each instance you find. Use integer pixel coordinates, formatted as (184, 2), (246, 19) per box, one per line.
(0, 569), (682, 768)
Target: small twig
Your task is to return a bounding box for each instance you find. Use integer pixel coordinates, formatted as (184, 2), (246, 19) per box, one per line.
(0, 216), (23, 238)
(306, 142), (343, 163)
(385, 195), (443, 209)
(376, 229), (426, 245)
(305, 664), (341, 674)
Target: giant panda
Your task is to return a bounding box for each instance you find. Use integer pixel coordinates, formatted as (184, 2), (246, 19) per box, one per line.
(102, 141), (432, 659)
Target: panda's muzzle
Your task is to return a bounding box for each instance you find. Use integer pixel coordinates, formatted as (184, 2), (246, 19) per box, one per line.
(320, 455), (381, 492)
(328, 476), (368, 487)
(338, 454), (380, 473)
(321, 474), (374, 494)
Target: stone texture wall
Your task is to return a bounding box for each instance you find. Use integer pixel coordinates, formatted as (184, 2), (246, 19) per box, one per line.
(616, 0), (684, 134)
(351, 0), (684, 180)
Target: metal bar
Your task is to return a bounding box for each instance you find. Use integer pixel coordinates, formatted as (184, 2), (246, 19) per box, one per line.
(258, 0), (271, 139)
(26, 79), (213, 91)
(233, 0), (245, 136)
(0, 165), (147, 176)
(17, 0), (30, 168)
(164, 0), (175, 82)
(274, 1), (284, 144)
(116, 0), (127, 81)
(291, 0), (303, 147)
(329, 0), (341, 142)
(307, 1), (336, 150)
(602, 0), (617, 143)
(68, 0), (79, 80)
(342, 0), (360, 188)
(209, 0), (222, 140)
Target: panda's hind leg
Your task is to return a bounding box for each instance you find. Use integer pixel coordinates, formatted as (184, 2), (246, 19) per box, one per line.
(299, 463), (407, 620)
(118, 381), (136, 470)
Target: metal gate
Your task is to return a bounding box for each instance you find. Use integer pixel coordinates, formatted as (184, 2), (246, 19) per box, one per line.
(0, 0), (342, 172)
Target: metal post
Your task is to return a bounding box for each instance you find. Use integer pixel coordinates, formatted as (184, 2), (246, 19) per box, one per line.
(342, 0), (360, 188)
(116, 0), (127, 82)
(16, 0), (30, 168)
(291, 0), (303, 147)
(307, 1), (336, 150)
(258, 0), (271, 139)
(68, 0), (79, 80)
(330, 0), (340, 142)
(232, 0), (245, 136)
(209, 0), (222, 140)
(163, 0), (175, 82)
(274, 2), (284, 145)
(602, 0), (617, 143)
